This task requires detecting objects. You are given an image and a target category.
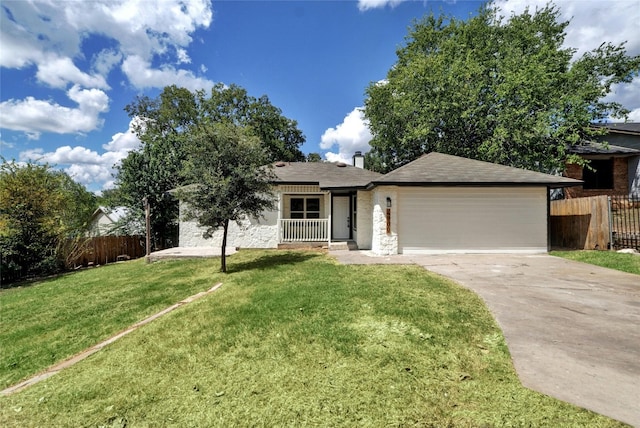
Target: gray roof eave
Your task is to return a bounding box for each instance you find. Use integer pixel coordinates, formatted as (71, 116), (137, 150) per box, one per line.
(368, 180), (583, 189)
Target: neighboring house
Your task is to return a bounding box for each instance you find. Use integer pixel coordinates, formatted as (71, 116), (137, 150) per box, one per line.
(178, 152), (580, 255)
(88, 206), (129, 237)
(564, 123), (640, 198)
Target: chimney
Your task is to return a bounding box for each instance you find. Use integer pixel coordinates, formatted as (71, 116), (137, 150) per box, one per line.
(352, 151), (364, 169)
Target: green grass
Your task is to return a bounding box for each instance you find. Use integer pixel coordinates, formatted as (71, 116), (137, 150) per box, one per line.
(0, 258), (221, 389)
(0, 250), (625, 427)
(552, 250), (640, 275)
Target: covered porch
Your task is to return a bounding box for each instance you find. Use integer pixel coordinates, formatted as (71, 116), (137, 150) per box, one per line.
(276, 185), (356, 247)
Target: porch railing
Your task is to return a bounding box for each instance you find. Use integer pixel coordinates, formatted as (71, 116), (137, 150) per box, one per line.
(280, 219), (329, 242)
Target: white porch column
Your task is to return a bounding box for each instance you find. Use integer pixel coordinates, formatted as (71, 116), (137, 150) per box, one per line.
(327, 192), (332, 246)
(277, 192), (283, 243)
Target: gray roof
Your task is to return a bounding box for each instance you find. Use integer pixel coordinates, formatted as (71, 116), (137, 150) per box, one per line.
(271, 161), (382, 189)
(569, 141), (640, 156)
(592, 122), (640, 135)
(92, 206), (129, 223)
(370, 152), (581, 188)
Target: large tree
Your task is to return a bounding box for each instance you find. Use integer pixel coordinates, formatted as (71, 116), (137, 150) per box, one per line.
(115, 86), (198, 250)
(116, 84), (305, 250)
(177, 123), (275, 272)
(364, 3), (640, 173)
(200, 83), (306, 163)
(0, 161), (97, 283)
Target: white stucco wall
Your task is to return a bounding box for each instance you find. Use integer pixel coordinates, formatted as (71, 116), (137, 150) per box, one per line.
(371, 187), (399, 255)
(354, 190), (373, 250)
(178, 200), (279, 249)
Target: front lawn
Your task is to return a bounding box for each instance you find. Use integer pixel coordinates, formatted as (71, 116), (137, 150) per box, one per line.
(552, 250), (640, 275)
(0, 250), (623, 426)
(0, 258), (221, 389)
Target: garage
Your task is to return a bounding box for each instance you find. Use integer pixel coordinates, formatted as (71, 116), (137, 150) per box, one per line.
(398, 186), (548, 254)
(369, 152), (581, 255)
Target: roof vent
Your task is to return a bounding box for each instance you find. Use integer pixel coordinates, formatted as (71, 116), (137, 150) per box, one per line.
(275, 162), (286, 167)
(336, 162), (347, 167)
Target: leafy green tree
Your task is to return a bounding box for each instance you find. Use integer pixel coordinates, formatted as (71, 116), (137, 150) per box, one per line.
(198, 83), (306, 162)
(115, 145), (182, 250)
(0, 161), (97, 283)
(177, 123), (275, 272)
(116, 85), (198, 250)
(364, 3), (640, 173)
(116, 84), (305, 250)
(306, 153), (322, 162)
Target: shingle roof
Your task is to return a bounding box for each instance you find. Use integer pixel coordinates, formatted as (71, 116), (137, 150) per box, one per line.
(370, 152), (581, 188)
(592, 122), (640, 135)
(92, 206), (129, 223)
(569, 141), (640, 155)
(271, 162), (382, 189)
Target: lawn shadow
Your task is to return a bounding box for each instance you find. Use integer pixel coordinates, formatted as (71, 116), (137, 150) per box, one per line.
(226, 250), (323, 274)
(1, 269), (80, 290)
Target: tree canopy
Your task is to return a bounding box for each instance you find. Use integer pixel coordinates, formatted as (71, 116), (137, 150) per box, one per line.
(116, 84), (306, 250)
(176, 123), (275, 272)
(306, 153), (322, 162)
(0, 161), (96, 282)
(364, 3), (640, 173)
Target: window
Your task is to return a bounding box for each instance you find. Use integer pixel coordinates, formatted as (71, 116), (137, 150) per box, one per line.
(290, 197), (321, 219)
(583, 159), (614, 190)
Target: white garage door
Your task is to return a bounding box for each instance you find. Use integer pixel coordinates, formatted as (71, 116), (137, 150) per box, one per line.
(398, 187), (548, 254)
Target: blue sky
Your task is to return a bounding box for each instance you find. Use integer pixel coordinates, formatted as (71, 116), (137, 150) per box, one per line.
(1, 0), (639, 192)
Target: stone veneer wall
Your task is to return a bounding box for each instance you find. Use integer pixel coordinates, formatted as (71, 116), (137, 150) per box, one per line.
(565, 157), (629, 198)
(370, 187), (398, 255)
(178, 201), (279, 248)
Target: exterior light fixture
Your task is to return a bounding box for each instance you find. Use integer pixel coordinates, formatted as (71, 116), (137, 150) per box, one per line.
(385, 197), (392, 234)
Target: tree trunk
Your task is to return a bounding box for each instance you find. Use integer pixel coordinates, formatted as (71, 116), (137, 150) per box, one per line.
(220, 218), (229, 273)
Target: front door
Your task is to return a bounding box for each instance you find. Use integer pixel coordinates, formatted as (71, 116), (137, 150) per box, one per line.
(332, 196), (350, 240)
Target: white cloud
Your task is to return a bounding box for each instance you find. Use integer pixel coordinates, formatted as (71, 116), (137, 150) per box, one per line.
(122, 55), (213, 91)
(0, 0), (214, 138)
(176, 48), (192, 65)
(93, 49), (123, 77)
(18, 119), (141, 190)
(320, 108), (372, 161)
(103, 125), (142, 153)
(36, 55), (110, 89)
(358, 0), (407, 12)
(604, 78), (640, 121)
(626, 109), (640, 122)
(1, 0), (214, 64)
(0, 86), (109, 137)
(0, 135), (15, 150)
(324, 152), (353, 164)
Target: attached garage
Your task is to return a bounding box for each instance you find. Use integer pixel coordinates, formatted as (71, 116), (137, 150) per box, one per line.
(397, 186), (547, 254)
(369, 152), (581, 255)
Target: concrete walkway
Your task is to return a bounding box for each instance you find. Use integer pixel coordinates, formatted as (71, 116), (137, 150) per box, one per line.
(147, 246), (236, 262)
(332, 251), (640, 426)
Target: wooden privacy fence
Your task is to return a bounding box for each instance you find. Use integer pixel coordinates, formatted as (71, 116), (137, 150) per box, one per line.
(550, 196), (610, 250)
(67, 235), (146, 268)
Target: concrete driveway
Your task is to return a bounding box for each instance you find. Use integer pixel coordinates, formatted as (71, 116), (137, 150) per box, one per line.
(333, 251), (640, 426)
